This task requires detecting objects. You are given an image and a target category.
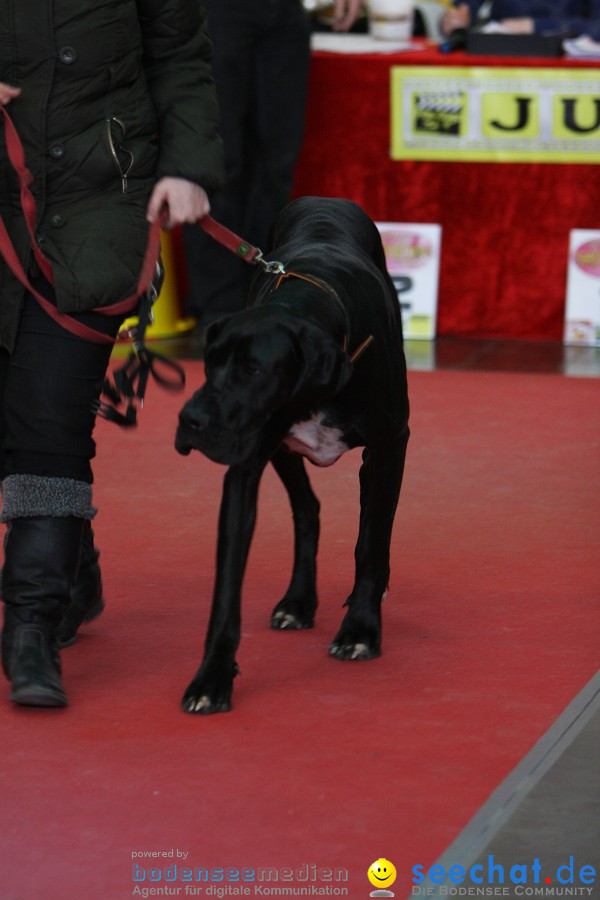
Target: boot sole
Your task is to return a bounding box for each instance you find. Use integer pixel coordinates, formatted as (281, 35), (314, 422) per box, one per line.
(9, 684), (68, 708)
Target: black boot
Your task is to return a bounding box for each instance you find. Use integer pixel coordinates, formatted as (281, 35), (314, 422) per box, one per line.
(56, 521), (104, 648)
(1, 516), (84, 707)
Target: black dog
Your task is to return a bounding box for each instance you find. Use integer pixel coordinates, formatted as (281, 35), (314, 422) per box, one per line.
(175, 197), (409, 714)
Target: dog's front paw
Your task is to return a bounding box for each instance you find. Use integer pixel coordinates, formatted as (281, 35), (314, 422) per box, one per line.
(271, 609), (313, 630)
(182, 689), (231, 715)
(181, 663), (239, 715)
(270, 596), (316, 631)
(328, 621), (381, 660)
(329, 607), (381, 661)
(328, 640), (380, 660)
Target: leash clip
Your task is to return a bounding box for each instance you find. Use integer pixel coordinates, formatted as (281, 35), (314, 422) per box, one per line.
(254, 251), (286, 276)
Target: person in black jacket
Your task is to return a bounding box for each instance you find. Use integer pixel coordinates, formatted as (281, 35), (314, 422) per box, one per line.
(0, 0), (224, 708)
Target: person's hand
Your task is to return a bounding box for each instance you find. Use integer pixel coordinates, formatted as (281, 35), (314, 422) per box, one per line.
(499, 17), (534, 33)
(441, 3), (471, 35)
(146, 177), (211, 229)
(0, 82), (21, 106)
(331, 0), (362, 31)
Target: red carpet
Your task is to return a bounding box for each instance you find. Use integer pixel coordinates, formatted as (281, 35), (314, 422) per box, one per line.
(1, 365), (598, 899)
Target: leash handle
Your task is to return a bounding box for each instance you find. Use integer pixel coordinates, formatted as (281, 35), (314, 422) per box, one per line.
(98, 292), (186, 428)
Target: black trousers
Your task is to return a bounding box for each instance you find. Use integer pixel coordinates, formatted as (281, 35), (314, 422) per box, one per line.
(0, 288), (123, 485)
(183, 0), (311, 324)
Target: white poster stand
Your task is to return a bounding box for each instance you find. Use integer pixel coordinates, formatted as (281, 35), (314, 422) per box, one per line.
(564, 229), (600, 347)
(376, 222), (441, 340)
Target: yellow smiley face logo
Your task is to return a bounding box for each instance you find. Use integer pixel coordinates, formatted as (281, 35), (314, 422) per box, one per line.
(368, 858), (397, 889)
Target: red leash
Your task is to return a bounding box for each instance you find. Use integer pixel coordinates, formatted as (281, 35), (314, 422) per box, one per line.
(198, 215), (263, 266)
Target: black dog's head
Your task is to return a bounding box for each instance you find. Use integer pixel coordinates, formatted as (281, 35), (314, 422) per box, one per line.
(175, 307), (353, 466)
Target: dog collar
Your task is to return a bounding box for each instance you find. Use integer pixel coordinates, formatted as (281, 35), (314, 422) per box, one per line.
(271, 270), (374, 364)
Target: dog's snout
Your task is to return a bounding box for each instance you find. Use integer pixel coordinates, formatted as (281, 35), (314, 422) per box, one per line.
(175, 401), (214, 457)
(179, 405), (210, 432)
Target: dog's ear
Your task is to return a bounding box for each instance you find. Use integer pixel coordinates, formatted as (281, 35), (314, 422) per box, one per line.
(292, 321), (353, 400)
(204, 314), (234, 351)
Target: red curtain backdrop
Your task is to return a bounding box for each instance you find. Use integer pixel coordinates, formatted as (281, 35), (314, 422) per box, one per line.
(292, 47), (600, 341)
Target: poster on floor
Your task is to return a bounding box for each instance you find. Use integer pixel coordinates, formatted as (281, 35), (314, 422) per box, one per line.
(376, 222), (441, 340)
(564, 229), (600, 346)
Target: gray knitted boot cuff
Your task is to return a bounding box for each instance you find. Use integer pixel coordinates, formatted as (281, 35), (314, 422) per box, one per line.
(0, 475), (96, 522)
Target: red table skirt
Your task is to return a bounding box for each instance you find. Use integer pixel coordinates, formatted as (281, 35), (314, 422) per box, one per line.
(292, 45), (600, 341)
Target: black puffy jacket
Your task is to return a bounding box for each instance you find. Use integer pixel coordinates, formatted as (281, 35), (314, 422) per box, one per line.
(0, 0), (224, 351)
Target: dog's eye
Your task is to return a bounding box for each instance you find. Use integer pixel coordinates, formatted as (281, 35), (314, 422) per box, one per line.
(244, 361), (263, 378)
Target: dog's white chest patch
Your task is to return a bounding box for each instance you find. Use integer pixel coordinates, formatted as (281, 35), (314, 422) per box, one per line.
(283, 414), (349, 467)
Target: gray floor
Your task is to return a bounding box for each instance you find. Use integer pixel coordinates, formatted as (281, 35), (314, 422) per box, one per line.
(472, 711), (600, 893)
(409, 673), (600, 899)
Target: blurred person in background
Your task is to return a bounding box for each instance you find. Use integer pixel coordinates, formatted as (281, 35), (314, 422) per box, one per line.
(441, 0), (600, 38)
(183, 0), (362, 334)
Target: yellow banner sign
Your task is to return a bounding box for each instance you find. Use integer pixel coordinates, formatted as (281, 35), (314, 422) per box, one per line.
(390, 66), (600, 163)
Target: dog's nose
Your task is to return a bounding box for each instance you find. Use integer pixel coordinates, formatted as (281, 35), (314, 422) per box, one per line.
(179, 406), (210, 432)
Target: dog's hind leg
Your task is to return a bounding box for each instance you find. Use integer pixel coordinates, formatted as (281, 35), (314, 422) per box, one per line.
(329, 427), (409, 660)
(270, 448), (320, 630)
(182, 464), (263, 714)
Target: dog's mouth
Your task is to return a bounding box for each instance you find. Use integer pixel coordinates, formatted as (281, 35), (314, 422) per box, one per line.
(175, 423), (254, 466)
